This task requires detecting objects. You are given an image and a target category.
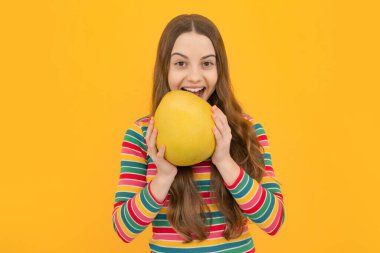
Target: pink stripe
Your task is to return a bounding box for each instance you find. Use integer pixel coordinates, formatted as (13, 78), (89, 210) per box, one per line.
(113, 211), (134, 242)
(152, 226), (249, 241)
(240, 185), (263, 211)
(140, 117), (151, 123)
(263, 172), (275, 177)
(274, 193), (284, 202)
(265, 203), (283, 233)
(269, 213), (283, 235)
(147, 166), (212, 175)
(203, 198), (214, 204)
(122, 147), (143, 157)
(130, 196), (151, 223)
(192, 167), (211, 173)
(260, 140), (269, 147)
(118, 179), (146, 187)
(146, 168), (157, 176)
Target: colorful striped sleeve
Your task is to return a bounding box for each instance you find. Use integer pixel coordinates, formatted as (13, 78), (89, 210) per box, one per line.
(224, 116), (285, 236)
(112, 119), (164, 243)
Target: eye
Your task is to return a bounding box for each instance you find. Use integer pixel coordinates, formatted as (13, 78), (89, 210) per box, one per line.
(174, 61), (186, 67)
(203, 61), (214, 67)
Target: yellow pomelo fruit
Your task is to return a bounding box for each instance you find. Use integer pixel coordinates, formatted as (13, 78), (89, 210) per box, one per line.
(154, 90), (216, 166)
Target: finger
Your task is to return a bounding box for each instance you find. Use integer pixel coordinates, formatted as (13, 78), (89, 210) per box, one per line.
(213, 126), (222, 143)
(215, 106), (229, 126)
(213, 112), (228, 135)
(157, 144), (165, 159)
(145, 125), (154, 155)
(149, 128), (158, 151)
(145, 117), (154, 142)
(148, 128), (158, 159)
(213, 106), (228, 128)
(212, 107), (232, 141)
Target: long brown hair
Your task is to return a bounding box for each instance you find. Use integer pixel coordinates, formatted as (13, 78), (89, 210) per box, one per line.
(150, 14), (267, 243)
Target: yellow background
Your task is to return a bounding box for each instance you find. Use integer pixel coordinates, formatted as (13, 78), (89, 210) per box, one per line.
(1, 0), (379, 252)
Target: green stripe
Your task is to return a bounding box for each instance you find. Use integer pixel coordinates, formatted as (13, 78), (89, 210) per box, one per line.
(142, 184), (163, 209)
(254, 127), (265, 136)
(197, 185), (210, 191)
(121, 202), (145, 232)
(253, 189), (272, 219)
(115, 191), (134, 200)
(119, 167), (145, 175)
(121, 160), (146, 170)
(229, 172), (250, 196)
(126, 129), (145, 146)
(262, 183), (281, 193)
(264, 159), (272, 166)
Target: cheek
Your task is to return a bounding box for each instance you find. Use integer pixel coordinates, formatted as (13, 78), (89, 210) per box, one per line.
(207, 70), (218, 87)
(168, 70), (182, 89)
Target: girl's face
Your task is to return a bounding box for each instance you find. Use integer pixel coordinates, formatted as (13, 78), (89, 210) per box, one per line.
(168, 32), (218, 101)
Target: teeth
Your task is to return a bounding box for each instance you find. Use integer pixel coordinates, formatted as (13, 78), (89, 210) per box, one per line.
(182, 87), (204, 92)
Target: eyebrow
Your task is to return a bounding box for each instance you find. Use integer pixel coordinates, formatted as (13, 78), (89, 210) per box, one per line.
(171, 52), (216, 60)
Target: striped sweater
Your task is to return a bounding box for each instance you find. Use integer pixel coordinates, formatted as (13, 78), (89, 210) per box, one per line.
(112, 113), (285, 252)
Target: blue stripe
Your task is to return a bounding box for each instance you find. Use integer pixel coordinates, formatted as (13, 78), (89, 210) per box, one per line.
(196, 180), (211, 186)
(126, 129), (145, 145)
(140, 187), (160, 212)
(255, 192), (274, 223)
(262, 183), (279, 190)
(149, 237), (253, 253)
(115, 191), (135, 200)
(121, 160), (146, 169)
(230, 174), (252, 198)
(120, 202), (141, 234)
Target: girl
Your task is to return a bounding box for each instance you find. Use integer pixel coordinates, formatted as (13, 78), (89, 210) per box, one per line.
(112, 14), (285, 252)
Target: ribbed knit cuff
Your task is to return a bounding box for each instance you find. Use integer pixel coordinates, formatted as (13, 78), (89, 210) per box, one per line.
(224, 166), (245, 189)
(147, 181), (165, 205)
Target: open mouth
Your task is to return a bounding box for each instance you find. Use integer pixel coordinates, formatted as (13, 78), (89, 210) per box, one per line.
(180, 87), (206, 98)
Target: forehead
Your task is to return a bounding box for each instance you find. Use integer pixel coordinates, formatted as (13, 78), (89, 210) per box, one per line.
(171, 32), (215, 57)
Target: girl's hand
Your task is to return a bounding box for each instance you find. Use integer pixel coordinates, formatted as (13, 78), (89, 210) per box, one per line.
(145, 116), (178, 178)
(211, 105), (233, 166)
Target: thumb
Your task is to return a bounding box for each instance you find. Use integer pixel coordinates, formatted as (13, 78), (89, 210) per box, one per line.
(157, 144), (165, 158)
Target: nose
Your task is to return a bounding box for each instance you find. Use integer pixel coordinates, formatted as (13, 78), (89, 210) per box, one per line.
(187, 66), (202, 83)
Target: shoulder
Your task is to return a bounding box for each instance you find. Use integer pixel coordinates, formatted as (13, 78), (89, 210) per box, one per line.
(242, 112), (265, 133)
(124, 115), (151, 138)
(242, 112), (269, 146)
(134, 115), (152, 129)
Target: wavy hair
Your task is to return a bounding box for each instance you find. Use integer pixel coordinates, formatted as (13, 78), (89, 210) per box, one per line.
(150, 14), (267, 243)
